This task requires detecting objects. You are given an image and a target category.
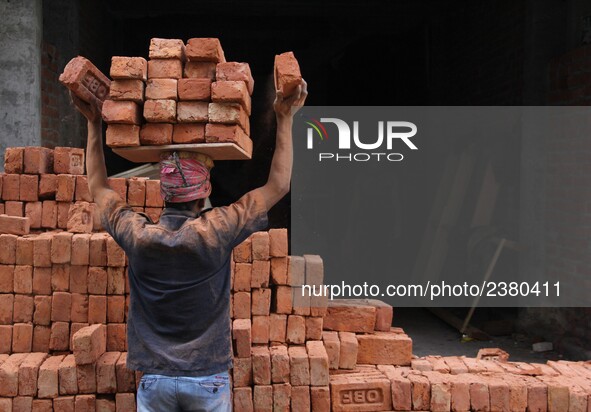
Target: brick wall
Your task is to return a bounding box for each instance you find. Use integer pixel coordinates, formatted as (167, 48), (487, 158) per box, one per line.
(41, 42), (61, 147)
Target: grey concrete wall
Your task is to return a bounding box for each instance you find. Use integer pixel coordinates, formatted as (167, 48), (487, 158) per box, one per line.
(0, 0), (43, 164)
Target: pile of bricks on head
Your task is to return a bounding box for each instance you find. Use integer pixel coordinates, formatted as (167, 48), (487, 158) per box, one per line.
(62, 38), (257, 153)
(0, 146), (590, 411)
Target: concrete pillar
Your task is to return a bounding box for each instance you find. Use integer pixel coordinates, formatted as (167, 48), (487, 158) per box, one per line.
(0, 0), (43, 163)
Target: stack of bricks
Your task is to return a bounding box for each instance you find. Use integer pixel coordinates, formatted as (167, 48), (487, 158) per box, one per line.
(103, 38), (253, 154)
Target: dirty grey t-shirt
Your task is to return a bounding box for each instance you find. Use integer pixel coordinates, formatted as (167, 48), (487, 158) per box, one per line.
(100, 190), (268, 376)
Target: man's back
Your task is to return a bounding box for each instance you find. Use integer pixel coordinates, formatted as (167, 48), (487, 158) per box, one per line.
(101, 190), (268, 376)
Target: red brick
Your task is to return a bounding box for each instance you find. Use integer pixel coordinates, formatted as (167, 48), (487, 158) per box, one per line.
(289, 345), (310, 386)
(252, 260), (270, 289)
(12, 323), (33, 352)
(70, 293), (89, 323)
(306, 340), (329, 386)
(32, 398), (53, 411)
(2, 173), (20, 200)
(379, 364), (413, 410)
(110, 56), (147, 81)
(145, 180), (163, 207)
(106, 237), (126, 268)
(147, 59), (182, 79)
(69, 265), (88, 294)
(102, 100), (141, 125)
(323, 300), (377, 333)
(0, 265), (12, 293)
(233, 237), (252, 263)
(143, 99), (176, 123)
(273, 383), (292, 412)
(216, 62), (254, 95)
(204, 123), (252, 152)
(49, 321), (69, 351)
(252, 315), (270, 344)
(270, 255), (288, 283)
(38, 174), (57, 199)
(253, 385), (273, 412)
(19, 174), (39, 201)
(250, 346), (271, 386)
(57, 201), (71, 229)
(53, 397), (75, 411)
(37, 355), (65, 399)
(60, 56), (110, 110)
(0, 215), (29, 235)
(24, 201), (42, 228)
(107, 267), (125, 294)
(4, 147), (24, 174)
(54, 147), (85, 175)
(233, 263), (252, 292)
(89, 233), (108, 266)
(149, 38), (185, 59)
(233, 387), (253, 412)
(286, 315), (306, 346)
(145, 78), (178, 100)
(115, 352), (135, 392)
(233, 319), (251, 358)
(5, 200), (23, 217)
(274, 52), (302, 97)
(269, 314), (287, 343)
(75, 176), (92, 202)
(58, 354), (79, 395)
(106, 323), (126, 352)
(183, 62), (216, 81)
(32, 326), (50, 353)
(251, 232), (270, 260)
(33, 295), (52, 326)
(33, 234), (52, 267)
(18, 352), (48, 396)
(51, 263), (70, 291)
(306, 317), (323, 341)
(50, 291), (71, 322)
(211, 80), (251, 114)
(96, 351), (120, 394)
(233, 291), (251, 319)
(67, 201), (93, 233)
(127, 178), (146, 207)
(177, 101), (208, 122)
(12, 396), (32, 410)
(139, 123), (173, 145)
(32, 267), (51, 295)
(50, 231), (72, 264)
(311, 386), (330, 412)
(96, 398), (115, 411)
(109, 79), (144, 103)
(56, 174), (75, 202)
(172, 123), (206, 143)
(291, 386), (311, 412)
(337, 332), (358, 370)
(186, 38), (225, 63)
(115, 392), (136, 412)
(270, 345), (290, 384)
(322, 331), (340, 370)
(273, 286), (293, 315)
(69, 323), (88, 349)
(252, 287), (271, 315)
(0, 353), (28, 396)
(13, 294), (34, 322)
(72, 324), (106, 365)
(0, 328), (9, 353)
(41, 200), (57, 229)
(88, 295), (107, 324)
(356, 331), (412, 366)
(0, 294), (14, 324)
(233, 356), (252, 387)
(70, 234), (90, 266)
(208, 102), (249, 134)
(107, 296), (125, 323)
(76, 362), (97, 392)
(178, 78), (211, 101)
(106, 124), (141, 147)
(15, 240), (33, 269)
(0, 234), (17, 264)
(330, 374), (393, 412)
(24, 147), (54, 175)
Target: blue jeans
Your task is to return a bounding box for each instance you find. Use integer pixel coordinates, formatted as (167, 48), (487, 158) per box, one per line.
(137, 371), (231, 412)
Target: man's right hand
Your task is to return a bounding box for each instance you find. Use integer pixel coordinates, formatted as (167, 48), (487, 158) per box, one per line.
(273, 79), (308, 120)
(70, 91), (101, 124)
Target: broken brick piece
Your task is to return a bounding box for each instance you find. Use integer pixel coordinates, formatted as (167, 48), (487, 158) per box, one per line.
(274, 52), (302, 97)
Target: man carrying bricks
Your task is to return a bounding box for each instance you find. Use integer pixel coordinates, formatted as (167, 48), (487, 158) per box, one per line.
(69, 77), (307, 411)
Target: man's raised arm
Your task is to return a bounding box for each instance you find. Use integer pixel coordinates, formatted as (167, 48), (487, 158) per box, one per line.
(255, 79), (308, 210)
(70, 93), (116, 209)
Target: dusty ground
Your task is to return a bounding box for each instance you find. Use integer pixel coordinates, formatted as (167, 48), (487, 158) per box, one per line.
(394, 308), (562, 363)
